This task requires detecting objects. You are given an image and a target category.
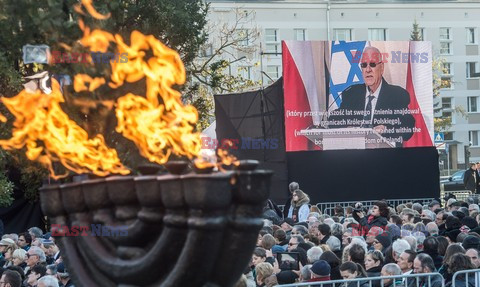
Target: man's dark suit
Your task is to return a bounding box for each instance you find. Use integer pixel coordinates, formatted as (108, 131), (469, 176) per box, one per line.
(464, 168), (477, 192)
(328, 78), (415, 146)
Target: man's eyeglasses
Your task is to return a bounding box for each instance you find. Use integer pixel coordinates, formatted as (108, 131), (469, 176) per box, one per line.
(288, 242), (297, 246)
(373, 240), (380, 244)
(360, 62), (382, 69)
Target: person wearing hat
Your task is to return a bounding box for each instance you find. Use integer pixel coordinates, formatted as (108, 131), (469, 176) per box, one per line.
(462, 235), (480, 250)
(308, 260), (332, 285)
(373, 232), (392, 255)
(279, 218), (295, 234)
(0, 238), (16, 269)
(0, 238), (16, 250)
(275, 270), (298, 285)
(446, 229), (461, 244)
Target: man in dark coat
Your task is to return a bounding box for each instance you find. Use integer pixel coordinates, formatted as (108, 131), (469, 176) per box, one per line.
(328, 46), (415, 147)
(420, 237), (443, 271)
(464, 163), (477, 193)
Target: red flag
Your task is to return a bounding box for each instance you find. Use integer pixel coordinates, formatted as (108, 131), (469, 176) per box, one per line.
(282, 42), (316, 151)
(403, 45), (432, 147)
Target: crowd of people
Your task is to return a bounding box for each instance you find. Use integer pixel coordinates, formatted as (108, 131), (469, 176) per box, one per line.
(0, 227), (72, 287)
(237, 182), (480, 287)
(3, 180), (480, 287)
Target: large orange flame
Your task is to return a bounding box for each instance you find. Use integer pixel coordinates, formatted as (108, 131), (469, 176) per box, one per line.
(0, 0), (224, 178)
(75, 0), (202, 165)
(0, 80), (129, 179)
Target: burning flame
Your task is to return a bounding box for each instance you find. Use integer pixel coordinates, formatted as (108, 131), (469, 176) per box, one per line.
(193, 140), (239, 171)
(0, 80), (129, 179)
(75, 0), (202, 165)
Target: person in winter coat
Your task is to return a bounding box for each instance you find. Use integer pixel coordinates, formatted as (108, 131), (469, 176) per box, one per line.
(381, 263), (405, 287)
(365, 250), (384, 287)
(353, 201), (389, 235)
(339, 261), (369, 287)
(283, 182), (299, 218)
(445, 253), (476, 287)
(464, 163), (478, 193)
(287, 189), (310, 223)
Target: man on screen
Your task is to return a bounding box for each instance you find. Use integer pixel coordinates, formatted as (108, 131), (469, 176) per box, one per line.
(328, 46), (415, 147)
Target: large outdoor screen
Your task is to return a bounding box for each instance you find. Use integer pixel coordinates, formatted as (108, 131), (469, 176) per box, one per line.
(282, 41), (433, 152)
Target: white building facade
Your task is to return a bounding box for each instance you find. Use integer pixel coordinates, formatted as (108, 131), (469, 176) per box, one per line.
(206, 0), (480, 173)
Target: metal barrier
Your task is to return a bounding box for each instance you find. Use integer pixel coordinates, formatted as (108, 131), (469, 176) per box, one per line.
(451, 268), (480, 287)
(316, 198), (434, 216)
(276, 272), (444, 287)
(440, 189), (479, 206)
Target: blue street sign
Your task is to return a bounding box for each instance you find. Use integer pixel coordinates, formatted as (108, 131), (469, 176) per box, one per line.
(434, 132), (444, 143)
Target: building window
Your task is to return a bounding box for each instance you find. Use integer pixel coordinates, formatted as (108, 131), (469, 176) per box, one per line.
(265, 29), (278, 42)
(467, 62), (479, 78)
(468, 96), (479, 112)
(239, 66), (252, 80)
(443, 63), (452, 75)
(265, 29), (280, 55)
(199, 44), (213, 58)
(470, 131), (479, 146)
(444, 132), (453, 141)
(440, 42), (451, 55)
(442, 97), (452, 109)
(334, 29), (352, 41)
(294, 29), (306, 41)
(265, 43), (280, 54)
(235, 29), (250, 46)
(440, 28), (451, 40)
(467, 28), (476, 44)
(266, 65), (280, 81)
(441, 77), (452, 89)
(368, 28), (387, 41)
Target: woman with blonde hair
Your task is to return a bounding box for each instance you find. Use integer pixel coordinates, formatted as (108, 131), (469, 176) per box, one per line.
(12, 248), (27, 269)
(287, 189), (310, 223)
(255, 262), (278, 287)
(2, 244), (19, 268)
